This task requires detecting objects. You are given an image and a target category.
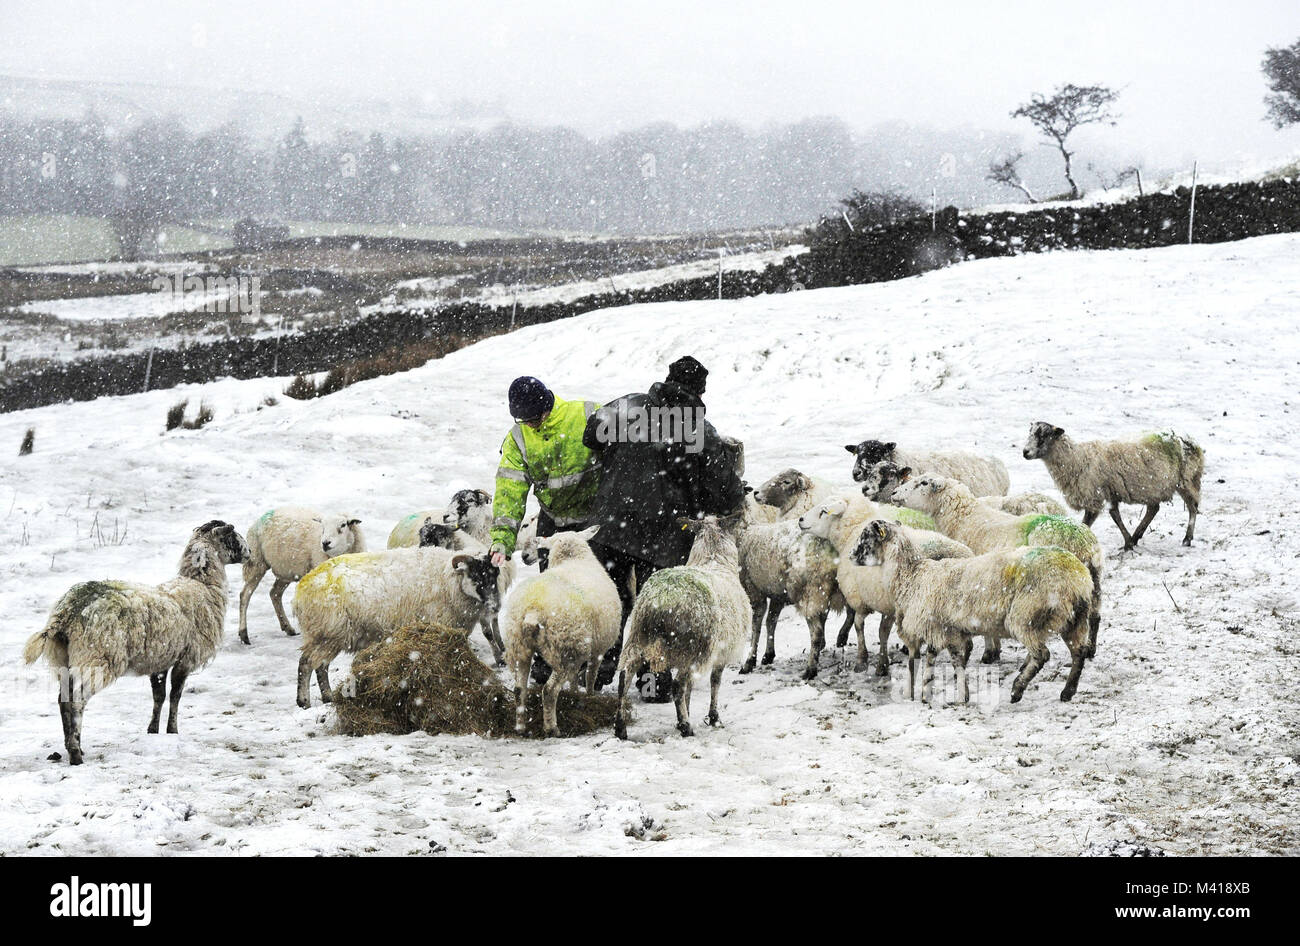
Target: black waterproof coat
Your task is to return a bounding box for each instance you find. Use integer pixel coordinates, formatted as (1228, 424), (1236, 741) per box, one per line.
(582, 380), (744, 567)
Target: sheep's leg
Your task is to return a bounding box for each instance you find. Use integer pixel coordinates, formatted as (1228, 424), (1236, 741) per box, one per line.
(980, 634), (1001, 664)
(1108, 503), (1137, 550)
(586, 651), (601, 695)
(489, 617), (508, 664)
(741, 598), (766, 674)
(1010, 644), (1049, 704)
(1060, 642), (1086, 703)
(513, 654), (532, 734)
(296, 655), (314, 709)
(950, 639), (972, 703)
(58, 699), (85, 766)
(673, 676), (694, 738)
(1129, 503), (1161, 546)
(1177, 486), (1199, 546)
(238, 564), (266, 644)
(762, 600), (783, 666)
(1082, 509), (1100, 527)
(165, 664), (190, 734)
(853, 609), (872, 672)
(834, 607), (855, 649)
(802, 611), (826, 680)
(147, 672), (167, 734)
(1086, 581), (1102, 659)
(874, 613), (892, 677)
(706, 665), (724, 727)
(481, 622), (505, 667)
(269, 577), (296, 637)
(541, 673), (562, 737)
(905, 642), (921, 701)
(920, 647), (938, 704)
(614, 669), (630, 740)
(315, 665), (333, 703)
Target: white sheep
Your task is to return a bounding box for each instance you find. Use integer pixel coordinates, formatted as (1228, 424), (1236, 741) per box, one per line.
(292, 547), (502, 708)
(615, 516), (751, 739)
(24, 520), (249, 765)
(1022, 422), (1205, 549)
(797, 495), (972, 675)
(846, 439), (1010, 497)
(850, 520), (1093, 704)
(502, 525), (622, 736)
(892, 475), (1104, 661)
(517, 512), (542, 565)
(440, 488), (494, 542)
(752, 468), (840, 519)
(238, 506), (365, 644)
(858, 460), (1067, 516)
(386, 509), (441, 549)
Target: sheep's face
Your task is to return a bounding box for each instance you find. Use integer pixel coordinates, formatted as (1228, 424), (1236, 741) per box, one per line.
(195, 520), (249, 565)
(797, 498), (847, 539)
(1023, 422), (1065, 460)
(418, 520), (457, 549)
(518, 515), (541, 565)
(453, 554), (501, 615)
(321, 516), (362, 556)
(859, 462), (912, 502)
(443, 488), (493, 531)
(846, 440), (896, 482)
(849, 520), (894, 567)
(753, 469), (811, 512)
(892, 475), (946, 512)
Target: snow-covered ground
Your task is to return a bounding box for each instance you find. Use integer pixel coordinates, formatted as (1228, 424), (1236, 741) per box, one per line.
(0, 234), (1297, 856)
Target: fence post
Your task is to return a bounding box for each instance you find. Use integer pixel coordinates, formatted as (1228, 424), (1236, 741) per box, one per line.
(1188, 161), (1198, 244)
(931, 186), (937, 231)
(142, 347), (154, 393)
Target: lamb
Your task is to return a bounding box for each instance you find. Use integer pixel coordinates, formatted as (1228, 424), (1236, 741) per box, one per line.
(238, 506), (365, 644)
(614, 516), (751, 739)
(850, 520), (1093, 704)
(892, 475), (1103, 661)
(24, 520), (249, 765)
(502, 526), (622, 736)
(734, 502), (846, 681)
(859, 461), (1067, 516)
(292, 546), (501, 708)
(846, 439), (1010, 497)
(797, 495), (972, 676)
(1022, 422), (1205, 549)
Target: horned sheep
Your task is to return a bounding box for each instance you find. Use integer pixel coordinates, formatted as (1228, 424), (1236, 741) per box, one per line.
(502, 526), (623, 736)
(1022, 422), (1204, 549)
(292, 546), (501, 708)
(851, 520), (1093, 704)
(24, 520), (249, 765)
(846, 439), (1010, 497)
(615, 516), (751, 739)
(239, 506), (365, 644)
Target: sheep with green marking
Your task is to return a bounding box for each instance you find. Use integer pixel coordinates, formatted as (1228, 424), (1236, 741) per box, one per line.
(1022, 422), (1204, 549)
(846, 440), (1010, 497)
(849, 520), (1093, 704)
(797, 494), (972, 675)
(858, 460), (1067, 516)
(891, 475), (1104, 662)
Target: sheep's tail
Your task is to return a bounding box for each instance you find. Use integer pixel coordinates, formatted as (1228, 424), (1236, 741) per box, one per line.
(242, 524), (268, 584)
(23, 626), (67, 668)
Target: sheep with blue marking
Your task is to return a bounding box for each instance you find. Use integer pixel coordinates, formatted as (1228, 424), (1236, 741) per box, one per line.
(850, 520), (1093, 704)
(1022, 422), (1204, 549)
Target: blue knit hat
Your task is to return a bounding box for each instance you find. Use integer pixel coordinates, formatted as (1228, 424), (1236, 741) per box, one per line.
(508, 376), (554, 421)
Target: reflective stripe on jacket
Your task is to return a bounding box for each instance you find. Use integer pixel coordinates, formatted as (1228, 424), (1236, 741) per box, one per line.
(490, 395), (601, 555)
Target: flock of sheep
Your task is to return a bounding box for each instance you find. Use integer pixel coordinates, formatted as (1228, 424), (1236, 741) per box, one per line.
(23, 419), (1204, 764)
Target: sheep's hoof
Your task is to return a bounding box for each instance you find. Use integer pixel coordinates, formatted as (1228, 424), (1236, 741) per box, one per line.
(281, 627), (298, 637)
(739, 660), (754, 675)
(835, 631), (850, 648)
(238, 632), (251, 645)
(852, 659), (869, 673)
(1010, 689), (1024, 704)
(706, 711), (721, 727)
(760, 652), (775, 666)
(493, 656), (506, 668)
(1059, 688), (1076, 702)
(296, 697), (311, 710)
(1122, 541), (1137, 551)
(544, 727), (561, 738)
(614, 716), (628, 741)
(874, 658), (889, 677)
(980, 650), (1000, 664)
(801, 665), (818, 681)
(166, 724), (179, 735)
(146, 723), (159, 735)
(1181, 537), (1193, 547)
(677, 722), (694, 738)
(68, 752), (84, 766)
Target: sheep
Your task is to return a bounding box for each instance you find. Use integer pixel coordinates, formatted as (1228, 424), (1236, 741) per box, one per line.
(440, 488), (493, 542)
(517, 512), (541, 565)
(387, 509), (441, 549)
(238, 506), (365, 644)
(502, 525), (622, 736)
(24, 520), (249, 765)
(859, 460), (1068, 516)
(797, 495), (972, 676)
(292, 547), (501, 708)
(850, 520), (1093, 704)
(892, 475), (1104, 662)
(614, 516), (751, 739)
(752, 468), (839, 520)
(846, 439), (1010, 497)
(1022, 422), (1205, 549)
(734, 506), (846, 681)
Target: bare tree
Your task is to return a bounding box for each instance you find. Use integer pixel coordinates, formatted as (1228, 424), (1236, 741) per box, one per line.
(1011, 84), (1120, 199)
(986, 151), (1037, 203)
(1263, 38), (1300, 128)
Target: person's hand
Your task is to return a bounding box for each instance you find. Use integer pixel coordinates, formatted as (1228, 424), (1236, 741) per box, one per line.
(490, 547), (507, 567)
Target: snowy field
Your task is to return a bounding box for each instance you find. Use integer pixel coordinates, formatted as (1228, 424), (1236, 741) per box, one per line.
(0, 234), (1297, 856)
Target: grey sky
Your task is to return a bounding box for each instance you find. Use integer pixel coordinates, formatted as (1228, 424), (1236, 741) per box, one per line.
(5, 0), (1300, 170)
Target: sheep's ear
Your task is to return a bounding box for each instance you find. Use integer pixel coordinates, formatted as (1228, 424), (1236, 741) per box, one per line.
(1053, 426), (1065, 436)
(451, 553), (472, 572)
(898, 467), (912, 481)
(797, 473), (812, 489)
(872, 520), (890, 539)
(476, 489), (491, 503)
(346, 518), (361, 527)
(844, 444), (858, 454)
(828, 498), (848, 515)
(885, 442), (896, 452)
(576, 524), (600, 542)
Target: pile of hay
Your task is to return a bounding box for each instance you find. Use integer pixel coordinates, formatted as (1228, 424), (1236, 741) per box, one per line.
(333, 623), (623, 738)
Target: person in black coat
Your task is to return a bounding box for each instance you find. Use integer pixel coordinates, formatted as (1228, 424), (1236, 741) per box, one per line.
(581, 355), (745, 696)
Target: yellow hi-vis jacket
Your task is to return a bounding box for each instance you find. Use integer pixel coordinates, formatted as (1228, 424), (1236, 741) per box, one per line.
(490, 395), (601, 555)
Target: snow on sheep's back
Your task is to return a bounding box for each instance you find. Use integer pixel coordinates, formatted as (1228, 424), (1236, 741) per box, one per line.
(0, 233), (1297, 856)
